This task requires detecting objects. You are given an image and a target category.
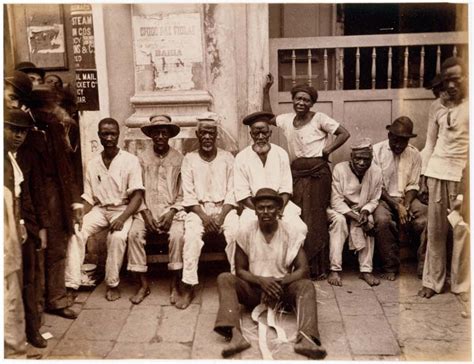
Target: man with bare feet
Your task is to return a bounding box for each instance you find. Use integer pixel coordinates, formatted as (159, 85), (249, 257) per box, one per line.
(177, 116), (239, 309)
(65, 118), (144, 301)
(127, 115), (185, 305)
(214, 188), (326, 359)
(372, 116), (427, 281)
(418, 57), (469, 299)
(327, 139), (383, 287)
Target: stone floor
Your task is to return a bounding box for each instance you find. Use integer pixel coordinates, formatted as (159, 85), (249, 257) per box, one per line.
(28, 262), (471, 361)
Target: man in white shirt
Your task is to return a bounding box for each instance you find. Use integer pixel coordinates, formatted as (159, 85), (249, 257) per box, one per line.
(418, 57), (469, 299)
(65, 118), (144, 301)
(372, 116), (427, 281)
(327, 140), (383, 287)
(234, 111), (307, 239)
(214, 188), (326, 359)
(177, 117), (239, 309)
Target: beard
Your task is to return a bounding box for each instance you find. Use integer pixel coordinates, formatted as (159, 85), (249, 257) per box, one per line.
(252, 143), (271, 155)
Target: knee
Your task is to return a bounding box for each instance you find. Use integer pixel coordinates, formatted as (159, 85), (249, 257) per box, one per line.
(294, 279), (316, 296)
(108, 231), (128, 245)
(374, 211), (393, 229)
(217, 272), (235, 288)
(330, 213), (347, 230)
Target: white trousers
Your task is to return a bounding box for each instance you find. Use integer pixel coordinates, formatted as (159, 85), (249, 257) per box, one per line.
(182, 207), (239, 285)
(65, 205), (133, 289)
(127, 214), (184, 272)
(327, 208), (374, 273)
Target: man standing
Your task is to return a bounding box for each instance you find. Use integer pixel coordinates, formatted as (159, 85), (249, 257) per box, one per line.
(15, 61), (45, 87)
(373, 116), (427, 281)
(127, 115), (185, 305)
(234, 111), (307, 238)
(214, 188), (326, 359)
(65, 118), (144, 301)
(419, 57), (469, 299)
(178, 117), (239, 309)
(327, 140), (383, 287)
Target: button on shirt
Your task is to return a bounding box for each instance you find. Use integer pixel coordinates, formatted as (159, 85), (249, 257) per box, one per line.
(82, 150), (145, 207)
(422, 99), (469, 182)
(181, 148), (236, 207)
(139, 147), (183, 219)
(373, 140), (421, 198)
(276, 112), (340, 161)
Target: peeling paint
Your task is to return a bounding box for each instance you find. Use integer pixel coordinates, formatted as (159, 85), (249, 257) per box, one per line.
(204, 4), (222, 82)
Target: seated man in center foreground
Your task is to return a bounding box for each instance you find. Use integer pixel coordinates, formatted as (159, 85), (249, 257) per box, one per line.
(214, 188), (327, 359)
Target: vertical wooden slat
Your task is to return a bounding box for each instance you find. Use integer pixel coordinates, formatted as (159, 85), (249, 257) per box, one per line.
(291, 49), (296, 86)
(371, 47), (377, 89)
(323, 48), (328, 91)
(420, 46), (425, 88)
(355, 47), (360, 90)
(453, 45), (458, 57)
(436, 46), (441, 74)
(387, 46), (392, 89)
(307, 49), (312, 86)
(403, 46), (409, 88)
(339, 49), (344, 90)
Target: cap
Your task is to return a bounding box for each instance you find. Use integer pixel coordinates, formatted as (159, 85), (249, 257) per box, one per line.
(242, 111), (275, 126)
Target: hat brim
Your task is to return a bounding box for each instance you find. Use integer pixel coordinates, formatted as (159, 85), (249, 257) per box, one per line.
(251, 194), (284, 208)
(18, 67), (45, 79)
(4, 78), (29, 98)
(385, 125), (417, 138)
(141, 124), (180, 138)
(4, 120), (33, 129)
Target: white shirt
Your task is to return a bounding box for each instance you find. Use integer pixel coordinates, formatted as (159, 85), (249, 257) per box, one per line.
(234, 144), (293, 202)
(181, 148), (236, 207)
(82, 150), (145, 207)
(276, 112), (340, 161)
(8, 152), (24, 198)
(373, 139), (421, 198)
(237, 220), (303, 279)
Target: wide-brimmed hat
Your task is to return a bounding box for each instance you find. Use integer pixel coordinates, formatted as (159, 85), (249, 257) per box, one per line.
(251, 188), (284, 208)
(4, 71), (33, 98)
(141, 115), (180, 138)
(15, 61), (45, 79)
(386, 116), (417, 138)
(242, 111), (275, 126)
(4, 109), (34, 129)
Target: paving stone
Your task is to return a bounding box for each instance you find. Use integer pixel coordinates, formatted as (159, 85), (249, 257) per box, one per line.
(132, 279), (171, 306)
(314, 280), (335, 299)
(335, 288), (384, 316)
(49, 339), (114, 359)
(200, 278), (219, 314)
(191, 312), (227, 359)
(344, 314), (400, 355)
(317, 297), (342, 322)
(75, 290), (92, 304)
(373, 280), (400, 304)
(117, 306), (161, 343)
(402, 339), (471, 361)
(28, 338), (60, 359)
(41, 312), (75, 340)
(64, 309), (129, 341)
(352, 354), (400, 360)
(107, 342), (192, 359)
(159, 304), (200, 342)
(83, 281), (134, 310)
(319, 321), (352, 360)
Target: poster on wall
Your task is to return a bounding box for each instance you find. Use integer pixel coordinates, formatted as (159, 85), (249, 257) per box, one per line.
(27, 24), (65, 54)
(133, 12), (203, 91)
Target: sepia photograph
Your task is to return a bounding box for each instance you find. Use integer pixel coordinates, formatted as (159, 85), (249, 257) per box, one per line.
(3, 1), (471, 361)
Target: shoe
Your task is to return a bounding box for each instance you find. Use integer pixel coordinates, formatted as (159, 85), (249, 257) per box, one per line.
(27, 330), (48, 348)
(47, 307), (78, 320)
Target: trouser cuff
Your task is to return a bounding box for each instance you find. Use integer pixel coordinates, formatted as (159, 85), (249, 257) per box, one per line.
(168, 262), (183, 270)
(127, 263), (148, 273)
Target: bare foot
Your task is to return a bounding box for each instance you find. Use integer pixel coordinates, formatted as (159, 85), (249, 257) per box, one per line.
(170, 274), (179, 305)
(418, 287), (436, 299)
(175, 282), (194, 309)
(380, 272), (397, 281)
(314, 273), (328, 281)
(105, 286), (121, 301)
(222, 328), (251, 358)
(327, 271), (342, 286)
(130, 287), (150, 304)
(294, 333), (327, 359)
(360, 272), (380, 286)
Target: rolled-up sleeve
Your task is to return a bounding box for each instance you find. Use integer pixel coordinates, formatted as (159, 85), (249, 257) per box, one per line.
(319, 113), (340, 135)
(331, 165), (352, 215)
(81, 166), (94, 205)
(405, 151), (422, 192)
(126, 156), (145, 195)
(181, 154), (199, 207)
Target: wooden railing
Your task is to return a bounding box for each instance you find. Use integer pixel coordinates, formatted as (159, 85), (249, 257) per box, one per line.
(271, 32), (468, 91)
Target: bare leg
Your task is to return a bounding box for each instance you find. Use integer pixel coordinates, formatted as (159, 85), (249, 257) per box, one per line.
(221, 327), (251, 358)
(170, 270), (180, 305)
(359, 273), (380, 286)
(106, 286), (121, 301)
(130, 273), (150, 304)
(327, 271), (342, 286)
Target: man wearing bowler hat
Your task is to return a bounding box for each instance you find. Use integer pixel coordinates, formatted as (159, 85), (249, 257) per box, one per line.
(4, 71), (33, 110)
(15, 61), (45, 87)
(127, 115), (186, 305)
(372, 116), (427, 281)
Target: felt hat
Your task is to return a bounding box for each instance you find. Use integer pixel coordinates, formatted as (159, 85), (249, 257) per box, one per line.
(4, 109), (34, 129)
(4, 71), (33, 98)
(350, 138), (373, 152)
(242, 111), (275, 126)
(291, 84), (318, 103)
(251, 188), (284, 208)
(386, 116), (417, 138)
(15, 61), (45, 79)
(141, 114), (180, 138)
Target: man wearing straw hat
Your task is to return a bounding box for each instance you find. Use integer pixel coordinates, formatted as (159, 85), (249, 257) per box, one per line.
(127, 115), (185, 305)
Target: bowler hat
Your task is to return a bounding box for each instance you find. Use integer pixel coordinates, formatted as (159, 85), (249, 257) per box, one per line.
(15, 61), (45, 79)
(4, 71), (33, 98)
(251, 188), (283, 208)
(243, 111), (275, 126)
(4, 109), (34, 129)
(141, 115), (180, 138)
(386, 116), (417, 138)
